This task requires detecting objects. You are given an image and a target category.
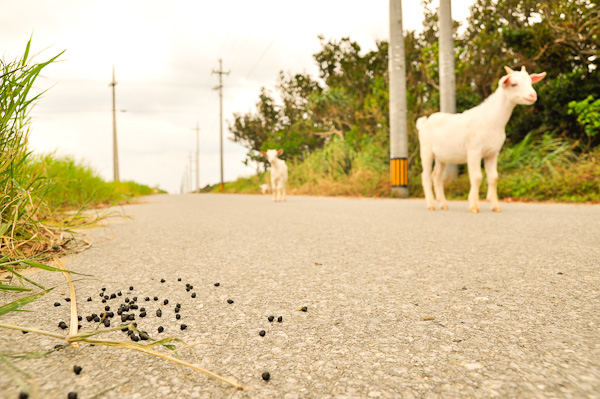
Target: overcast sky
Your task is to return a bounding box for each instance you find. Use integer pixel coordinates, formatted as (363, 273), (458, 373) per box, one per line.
(2, 0), (475, 193)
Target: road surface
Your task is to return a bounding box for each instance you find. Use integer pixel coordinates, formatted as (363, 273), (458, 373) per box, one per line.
(1, 194), (599, 398)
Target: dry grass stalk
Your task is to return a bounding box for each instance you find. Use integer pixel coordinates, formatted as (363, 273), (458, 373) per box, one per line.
(53, 257), (79, 349)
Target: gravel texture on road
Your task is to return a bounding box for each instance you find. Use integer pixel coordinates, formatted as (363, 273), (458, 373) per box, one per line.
(1, 194), (599, 399)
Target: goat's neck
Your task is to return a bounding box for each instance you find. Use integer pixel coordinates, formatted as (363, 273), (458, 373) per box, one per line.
(271, 158), (283, 169)
(479, 88), (517, 127)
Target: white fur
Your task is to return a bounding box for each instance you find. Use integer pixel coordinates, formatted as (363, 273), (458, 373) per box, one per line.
(417, 67), (546, 213)
(260, 183), (270, 194)
(262, 149), (288, 202)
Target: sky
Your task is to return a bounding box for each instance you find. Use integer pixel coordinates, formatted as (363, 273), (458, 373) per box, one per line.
(2, 0), (476, 193)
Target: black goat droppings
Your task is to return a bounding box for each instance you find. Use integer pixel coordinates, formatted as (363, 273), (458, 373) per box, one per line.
(54, 302), (61, 307)
(121, 314), (129, 322)
(127, 329), (133, 336)
(102, 299), (106, 303)
(163, 299), (169, 305)
(139, 331), (150, 340)
(131, 334), (140, 342)
(77, 316), (82, 321)
(105, 306), (110, 311)
(186, 287), (191, 292)
(180, 324), (187, 330)
(133, 296), (138, 301)
(130, 304), (138, 310)
(19, 391), (29, 399)
(78, 324), (82, 329)
(103, 295), (109, 300)
(262, 372), (270, 381)
(277, 316), (283, 323)
(68, 392), (78, 399)
(191, 293), (196, 298)
(73, 365), (82, 375)
(58, 321), (68, 329)
(156, 309), (162, 317)
(259, 330), (266, 337)
(65, 298), (71, 302)
(301, 306), (308, 312)
(139, 311), (147, 318)
(86, 315), (93, 322)
(117, 310), (123, 316)
(158, 326), (164, 333)
(145, 297), (150, 301)
(176, 314), (181, 320)
(118, 291), (122, 296)
(22, 330), (28, 334)
(153, 296), (158, 301)
(101, 288), (106, 292)
(103, 319), (110, 327)
(268, 316), (274, 322)
(160, 279), (165, 283)
(94, 316), (100, 323)
(125, 298), (130, 303)
(129, 286), (134, 290)
(87, 297), (92, 302)
(227, 299), (234, 304)
(214, 283), (220, 287)
(140, 307), (146, 312)
(174, 308), (180, 313)
(110, 293), (116, 299)
(128, 314), (135, 321)
(178, 278), (182, 281)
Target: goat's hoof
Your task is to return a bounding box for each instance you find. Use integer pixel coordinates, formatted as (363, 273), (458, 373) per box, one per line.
(427, 206), (435, 211)
(469, 206), (480, 213)
(492, 207), (502, 212)
(440, 205), (448, 210)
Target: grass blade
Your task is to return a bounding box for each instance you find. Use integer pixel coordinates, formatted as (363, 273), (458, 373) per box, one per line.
(0, 287), (53, 316)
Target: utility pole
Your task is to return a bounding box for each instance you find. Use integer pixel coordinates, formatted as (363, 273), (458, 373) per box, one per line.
(109, 65), (120, 182)
(192, 122), (200, 192)
(212, 59), (229, 191)
(389, 0), (409, 197)
(439, 0), (458, 180)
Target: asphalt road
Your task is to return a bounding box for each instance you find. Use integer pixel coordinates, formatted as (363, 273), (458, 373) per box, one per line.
(1, 194), (599, 399)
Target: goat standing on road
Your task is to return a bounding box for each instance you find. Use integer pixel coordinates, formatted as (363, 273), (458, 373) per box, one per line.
(417, 66), (546, 213)
(261, 149), (288, 202)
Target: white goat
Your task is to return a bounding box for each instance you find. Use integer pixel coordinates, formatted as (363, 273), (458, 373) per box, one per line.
(260, 183), (270, 194)
(261, 149), (288, 202)
(417, 66), (546, 213)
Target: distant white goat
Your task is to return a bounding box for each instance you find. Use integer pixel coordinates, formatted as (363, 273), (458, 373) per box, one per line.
(261, 149), (288, 202)
(417, 66), (546, 213)
(260, 183), (270, 194)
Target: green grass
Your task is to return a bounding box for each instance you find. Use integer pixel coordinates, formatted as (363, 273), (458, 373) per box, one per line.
(33, 153), (163, 210)
(213, 134), (600, 203)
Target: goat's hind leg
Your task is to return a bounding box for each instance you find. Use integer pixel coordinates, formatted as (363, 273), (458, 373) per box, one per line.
(420, 150), (436, 210)
(467, 151), (483, 213)
(432, 160), (449, 210)
(484, 154), (501, 212)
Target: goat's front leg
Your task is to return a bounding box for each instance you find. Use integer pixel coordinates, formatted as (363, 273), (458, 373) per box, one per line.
(467, 151), (483, 213)
(432, 160), (448, 210)
(484, 154), (501, 212)
(271, 178), (278, 202)
(281, 184), (286, 201)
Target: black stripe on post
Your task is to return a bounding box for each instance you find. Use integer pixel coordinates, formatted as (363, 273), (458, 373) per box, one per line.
(390, 158), (408, 187)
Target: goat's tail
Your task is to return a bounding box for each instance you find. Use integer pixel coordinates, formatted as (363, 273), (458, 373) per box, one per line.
(416, 116), (428, 132)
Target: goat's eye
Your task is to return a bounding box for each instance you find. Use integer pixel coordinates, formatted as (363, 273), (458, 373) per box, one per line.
(511, 83), (518, 87)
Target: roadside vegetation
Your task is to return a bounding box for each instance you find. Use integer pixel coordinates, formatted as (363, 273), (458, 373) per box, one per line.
(1, 39), (161, 291)
(218, 0), (599, 203)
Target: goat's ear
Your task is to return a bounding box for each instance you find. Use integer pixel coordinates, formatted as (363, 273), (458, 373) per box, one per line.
(504, 66), (514, 74)
(530, 72), (546, 84)
(500, 75), (511, 86)
(260, 151), (267, 156)
(277, 149), (284, 156)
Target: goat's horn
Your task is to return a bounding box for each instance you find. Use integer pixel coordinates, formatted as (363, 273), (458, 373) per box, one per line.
(521, 65), (527, 72)
(504, 66), (514, 74)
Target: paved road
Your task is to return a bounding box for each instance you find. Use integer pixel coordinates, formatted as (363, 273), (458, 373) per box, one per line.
(1, 194), (599, 399)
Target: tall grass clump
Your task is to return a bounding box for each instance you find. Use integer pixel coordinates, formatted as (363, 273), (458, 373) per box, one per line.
(1, 40), (62, 261)
(34, 153), (162, 210)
